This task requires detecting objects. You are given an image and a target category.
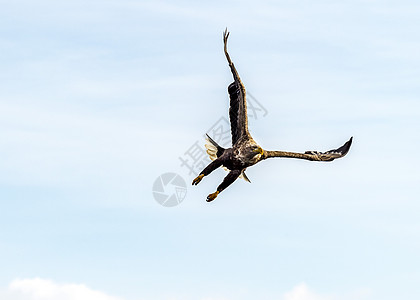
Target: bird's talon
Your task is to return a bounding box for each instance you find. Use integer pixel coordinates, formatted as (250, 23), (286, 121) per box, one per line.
(192, 174), (204, 185)
(206, 191), (219, 202)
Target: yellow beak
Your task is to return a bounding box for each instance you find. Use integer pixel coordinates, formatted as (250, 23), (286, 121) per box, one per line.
(253, 147), (264, 155)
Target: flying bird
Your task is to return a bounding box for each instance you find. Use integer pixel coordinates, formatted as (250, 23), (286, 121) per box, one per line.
(192, 29), (353, 202)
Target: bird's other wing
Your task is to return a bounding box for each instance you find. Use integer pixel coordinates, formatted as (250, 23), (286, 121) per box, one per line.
(223, 29), (250, 146)
(263, 137), (353, 162)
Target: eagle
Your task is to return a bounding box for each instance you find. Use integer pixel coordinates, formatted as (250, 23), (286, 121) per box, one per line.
(192, 29), (353, 202)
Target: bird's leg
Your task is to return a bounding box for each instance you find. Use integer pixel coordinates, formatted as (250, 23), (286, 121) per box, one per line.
(207, 191), (219, 201)
(207, 169), (241, 202)
(192, 158), (222, 186)
(192, 174), (204, 185)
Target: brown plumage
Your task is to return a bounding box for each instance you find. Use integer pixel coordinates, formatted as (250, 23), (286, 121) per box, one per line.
(192, 29), (353, 202)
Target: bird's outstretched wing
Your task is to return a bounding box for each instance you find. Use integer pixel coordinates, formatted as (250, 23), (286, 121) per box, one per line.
(263, 137), (353, 162)
(223, 29), (250, 146)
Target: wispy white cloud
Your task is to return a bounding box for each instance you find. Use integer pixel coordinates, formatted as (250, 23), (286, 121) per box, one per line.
(283, 283), (334, 300)
(2, 278), (123, 300)
(282, 283), (372, 300)
(0, 278), (375, 300)
(200, 297), (232, 300)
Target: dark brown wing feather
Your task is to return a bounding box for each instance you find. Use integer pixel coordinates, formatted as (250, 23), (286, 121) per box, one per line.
(223, 29), (250, 146)
(264, 137), (353, 162)
(304, 136), (353, 161)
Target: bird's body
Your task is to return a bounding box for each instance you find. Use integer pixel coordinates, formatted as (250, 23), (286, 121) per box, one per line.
(222, 139), (261, 169)
(192, 29), (353, 202)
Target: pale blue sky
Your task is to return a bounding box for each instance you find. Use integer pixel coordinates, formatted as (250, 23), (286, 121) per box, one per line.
(1, 1), (420, 300)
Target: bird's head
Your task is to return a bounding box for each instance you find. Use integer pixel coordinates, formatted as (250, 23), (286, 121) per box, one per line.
(252, 145), (264, 156)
